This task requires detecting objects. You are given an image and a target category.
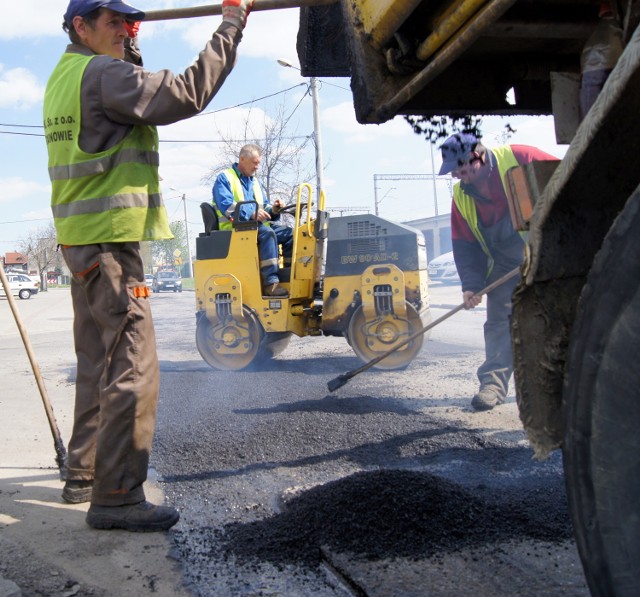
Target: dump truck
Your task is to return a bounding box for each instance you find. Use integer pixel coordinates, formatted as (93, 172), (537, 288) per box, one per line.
(297, 1), (640, 595)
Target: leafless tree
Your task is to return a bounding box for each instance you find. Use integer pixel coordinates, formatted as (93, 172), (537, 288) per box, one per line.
(19, 222), (63, 290)
(204, 100), (316, 206)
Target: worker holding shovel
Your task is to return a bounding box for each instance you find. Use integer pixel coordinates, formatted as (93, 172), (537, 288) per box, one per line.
(439, 134), (557, 411)
(43, 0), (253, 532)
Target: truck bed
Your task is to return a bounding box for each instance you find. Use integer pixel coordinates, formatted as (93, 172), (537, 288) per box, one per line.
(298, 0), (638, 124)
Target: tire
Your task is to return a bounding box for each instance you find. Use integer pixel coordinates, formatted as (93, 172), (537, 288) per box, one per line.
(196, 306), (264, 371)
(346, 302), (430, 370)
(563, 189), (640, 597)
(18, 289), (31, 300)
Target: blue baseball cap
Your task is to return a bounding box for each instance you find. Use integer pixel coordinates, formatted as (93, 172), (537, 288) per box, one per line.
(438, 133), (480, 175)
(64, 0), (145, 28)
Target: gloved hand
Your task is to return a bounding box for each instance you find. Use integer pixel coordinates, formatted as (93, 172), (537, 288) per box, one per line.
(222, 0), (254, 30)
(124, 20), (140, 39)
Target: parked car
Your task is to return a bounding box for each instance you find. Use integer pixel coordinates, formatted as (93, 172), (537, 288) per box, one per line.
(152, 270), (182, 293)
(428, 251), (460, 285)
(145, 274), (154, 288)
(0, 273), (40, 299)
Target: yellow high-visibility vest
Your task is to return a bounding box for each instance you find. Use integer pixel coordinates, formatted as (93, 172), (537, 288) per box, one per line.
(452, 146), (520, 275)
(215, 167), (265, 230)
(44, 53), (172, 245)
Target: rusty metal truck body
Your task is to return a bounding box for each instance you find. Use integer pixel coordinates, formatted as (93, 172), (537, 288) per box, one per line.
(297, 1), (640, 594)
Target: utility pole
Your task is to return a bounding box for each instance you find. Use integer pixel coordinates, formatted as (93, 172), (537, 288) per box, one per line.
(181, 193), (193, 278)
(277, 59), (324, 201)
(170, 187), (193, 278)
(429, 143), (441, 257)
(309, 76), (324, 200)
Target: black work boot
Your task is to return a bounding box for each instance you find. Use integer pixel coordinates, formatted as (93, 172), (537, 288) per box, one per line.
(471, 386), (505, 411)
(62, 480), (93, 504)
(86, 501), (180, 532)
(263, 282), (288, 297)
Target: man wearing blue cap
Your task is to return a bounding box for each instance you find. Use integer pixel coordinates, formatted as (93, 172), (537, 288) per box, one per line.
(44, 0), (253, 531)
(439, 134), (556, 411)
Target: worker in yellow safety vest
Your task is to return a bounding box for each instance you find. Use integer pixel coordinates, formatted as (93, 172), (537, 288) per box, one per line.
(212, 143), (293, 297)
(439, 133), (557, 411)
(43, 0), (254, 532)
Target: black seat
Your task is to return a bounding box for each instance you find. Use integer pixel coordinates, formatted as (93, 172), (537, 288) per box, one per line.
(200, 202), (219, 235)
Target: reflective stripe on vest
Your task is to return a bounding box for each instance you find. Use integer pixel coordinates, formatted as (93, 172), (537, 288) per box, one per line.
(452, 146), (519, 276)
(215, 168), (265, 230)
(44, 52), (172, 245)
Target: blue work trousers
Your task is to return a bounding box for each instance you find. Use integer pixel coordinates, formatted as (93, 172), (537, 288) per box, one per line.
(476, 266), (521, 399)
(258, 223), (294, 284)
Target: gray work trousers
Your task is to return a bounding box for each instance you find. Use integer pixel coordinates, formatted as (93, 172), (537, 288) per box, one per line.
(476, 266), (521, 399)
(61, 243), (159, 506)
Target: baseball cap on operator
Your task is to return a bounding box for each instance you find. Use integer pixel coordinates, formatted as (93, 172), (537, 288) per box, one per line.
(64, 0), (145, 28)
(438, 133), (480, 175)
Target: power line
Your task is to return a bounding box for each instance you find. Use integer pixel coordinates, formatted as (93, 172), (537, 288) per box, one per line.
(157, 135), (310, 143)
(0, 217), (52, 225)
(0, 83), (310, 136)
(198, 83), (307, 116)
(0, 131), (43, 138)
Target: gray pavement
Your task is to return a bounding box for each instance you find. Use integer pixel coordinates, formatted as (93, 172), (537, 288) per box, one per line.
(0, 289), (187, 596)
(0, 282), (494, 597)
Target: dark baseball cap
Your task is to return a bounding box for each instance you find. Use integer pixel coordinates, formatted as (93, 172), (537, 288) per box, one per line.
(64, 0), (145, 27)
(438, 133), (480, 175)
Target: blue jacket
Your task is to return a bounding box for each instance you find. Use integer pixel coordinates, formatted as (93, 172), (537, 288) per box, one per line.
(212, 163), (270, 224)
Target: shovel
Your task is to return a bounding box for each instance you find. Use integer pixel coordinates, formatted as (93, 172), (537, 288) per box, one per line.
(327, 267), (521, 392)
(0, 263), (67, 475)
(143, 0), (337, 22)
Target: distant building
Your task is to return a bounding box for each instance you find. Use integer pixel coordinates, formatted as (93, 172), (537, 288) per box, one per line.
(2, 252), (28, 273)
(403, 214), (452, 262)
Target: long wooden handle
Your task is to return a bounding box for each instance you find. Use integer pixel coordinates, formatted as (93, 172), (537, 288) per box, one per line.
(0, 263), (67, 472)
(143, 0), (337, 22)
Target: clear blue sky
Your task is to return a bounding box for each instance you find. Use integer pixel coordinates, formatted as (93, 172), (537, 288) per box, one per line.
(0, 0), (567, 257)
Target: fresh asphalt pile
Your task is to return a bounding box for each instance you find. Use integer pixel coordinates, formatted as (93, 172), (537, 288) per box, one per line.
(149, 292), (582, 596)
(216, 467), (572, 565)
(158, 392), (574, 595)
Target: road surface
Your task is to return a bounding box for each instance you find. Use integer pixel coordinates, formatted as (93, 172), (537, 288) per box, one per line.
(0, 286), (588, 596)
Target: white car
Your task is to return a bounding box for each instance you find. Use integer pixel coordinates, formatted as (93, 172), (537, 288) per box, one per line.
(428, 251), (460, 285)
(1, 273), (40, 299)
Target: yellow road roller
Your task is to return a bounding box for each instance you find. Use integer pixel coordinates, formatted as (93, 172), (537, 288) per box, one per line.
(193, 184), (431, 370)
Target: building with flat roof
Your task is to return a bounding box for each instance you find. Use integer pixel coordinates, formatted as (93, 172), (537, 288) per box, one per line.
(403, 214), (451, 262)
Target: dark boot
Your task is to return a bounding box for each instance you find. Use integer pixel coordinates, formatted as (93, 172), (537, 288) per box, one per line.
(263, 282), (288, 297)
(86, 501), (179, 532)
(471, 386), (505, 411)
(62, 480), (93, 504)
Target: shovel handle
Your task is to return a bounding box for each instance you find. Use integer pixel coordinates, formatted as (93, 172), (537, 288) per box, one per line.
(144, 0), (337, 22)
(0, 263), (67, 472)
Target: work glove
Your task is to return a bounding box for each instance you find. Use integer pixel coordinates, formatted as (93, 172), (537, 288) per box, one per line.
(222, 0), (254, 30)
(123, 20), (140, 38)
(123, 21), (143, 66)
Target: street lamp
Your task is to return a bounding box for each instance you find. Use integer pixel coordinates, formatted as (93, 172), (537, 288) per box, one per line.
(277, 59), (325, 200)
(169, 187), (193, 278)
